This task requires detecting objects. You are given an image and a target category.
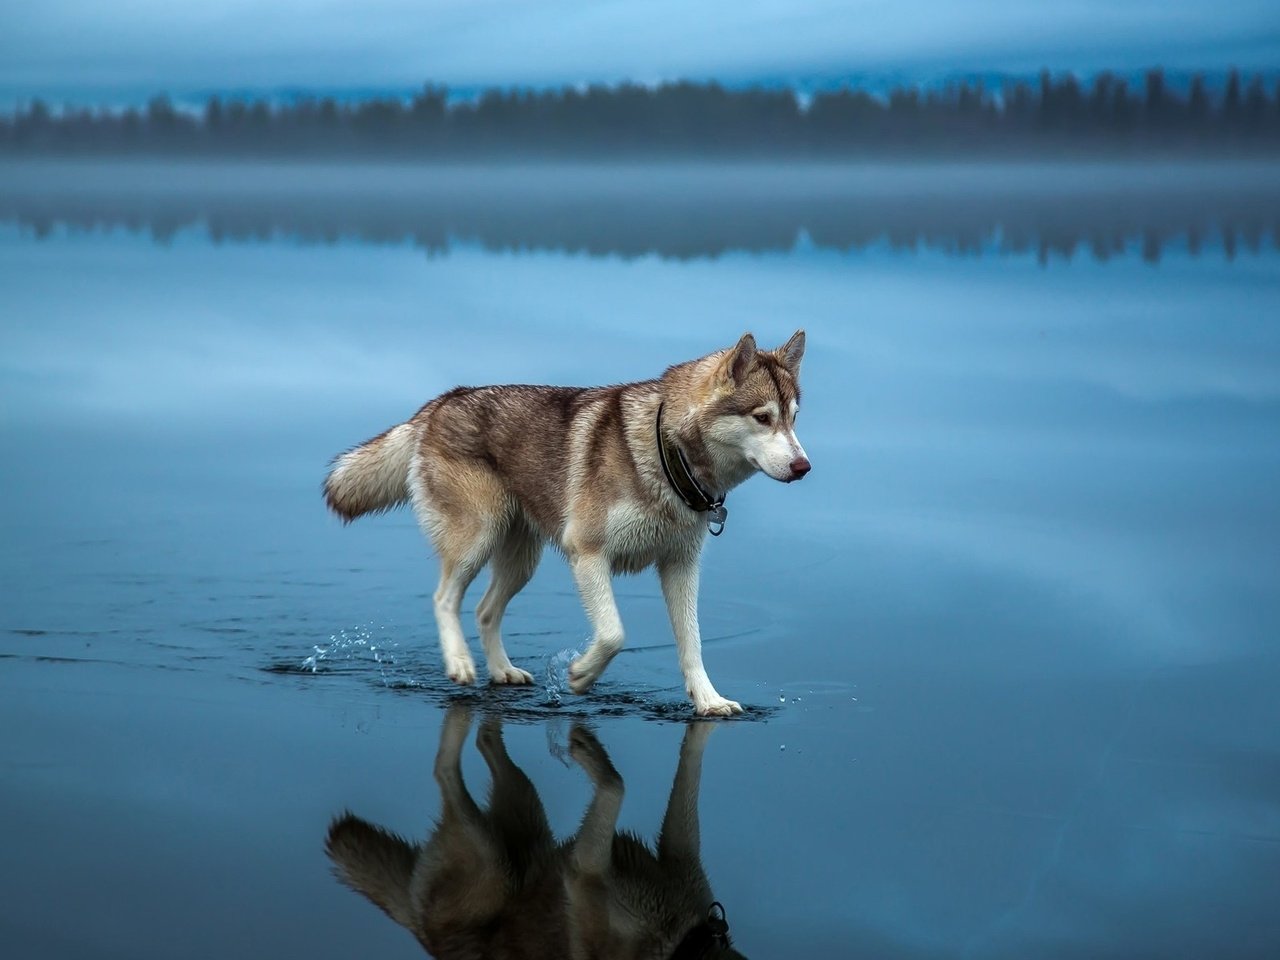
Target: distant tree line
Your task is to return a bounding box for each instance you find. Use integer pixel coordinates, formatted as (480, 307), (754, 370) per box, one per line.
(3, 70), (1278, 158)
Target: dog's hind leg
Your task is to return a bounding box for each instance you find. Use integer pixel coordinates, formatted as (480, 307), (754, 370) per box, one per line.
(475, 520), (541, 685)
(477, 717), (555, 866)
(434, 552), (489, 685)
(434, 704), (482, 823)
(420, 465), (508, 685)
(428, 705), (509, 925)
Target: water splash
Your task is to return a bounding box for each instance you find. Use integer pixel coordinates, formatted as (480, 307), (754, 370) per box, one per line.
(300, 624), (404, 685)
(271, 633), (782, 725)
(545, 715), (573, 767)
(543, 645), (584, 705)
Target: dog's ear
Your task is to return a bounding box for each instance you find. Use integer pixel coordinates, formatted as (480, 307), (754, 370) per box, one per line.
(775, 329), (805, 378)
(720, 333), (757, 386)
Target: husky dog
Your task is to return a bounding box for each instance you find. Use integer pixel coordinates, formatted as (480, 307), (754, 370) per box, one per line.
(326, 706), (745, 959)
(324, 331), (809, 716)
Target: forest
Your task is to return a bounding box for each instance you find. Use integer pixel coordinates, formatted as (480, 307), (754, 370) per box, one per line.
(2, 70), (1278, 157)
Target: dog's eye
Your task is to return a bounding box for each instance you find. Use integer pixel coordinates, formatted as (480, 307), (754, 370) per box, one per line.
(753, 412), (772, 426)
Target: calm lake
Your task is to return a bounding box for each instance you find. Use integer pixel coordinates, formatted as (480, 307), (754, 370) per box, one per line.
(2, 161), (1279, 959)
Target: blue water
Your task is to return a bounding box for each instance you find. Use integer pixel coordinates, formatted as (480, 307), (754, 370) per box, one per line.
(2, 162), (1279, 958)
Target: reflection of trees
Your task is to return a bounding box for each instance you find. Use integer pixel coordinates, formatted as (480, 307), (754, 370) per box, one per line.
(2, 72), (1278, 157)
(2, 168), (1276, 263)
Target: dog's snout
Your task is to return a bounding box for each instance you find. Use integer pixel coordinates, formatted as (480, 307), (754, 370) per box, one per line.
(789, 456), (811, 480)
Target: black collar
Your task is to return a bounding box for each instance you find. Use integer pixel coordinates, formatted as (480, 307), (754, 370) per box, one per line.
(669, 902), (732, 960)
(656, 403), (728, 536)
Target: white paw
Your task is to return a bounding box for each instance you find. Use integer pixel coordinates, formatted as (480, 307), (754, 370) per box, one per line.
(476, 719), (504, 751)
(569, 727), (622, 786)
(568, 658), (600, 694)
(440, 704), (473, 741)
(489, 664), (534, 685)
(445, 655), (477, 685)
(694, 695), (743, 717)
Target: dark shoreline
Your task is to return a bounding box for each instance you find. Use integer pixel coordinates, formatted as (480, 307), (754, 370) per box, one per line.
(4, 159), (1277, 261)
(7, 70), (1278, 161)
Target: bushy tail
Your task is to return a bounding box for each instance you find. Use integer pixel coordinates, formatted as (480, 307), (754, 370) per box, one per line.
(325, 812), (418, 926)
(324, 422), (415, 522)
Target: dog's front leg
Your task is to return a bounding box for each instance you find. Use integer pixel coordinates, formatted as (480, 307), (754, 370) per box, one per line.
(659, 553), (743, 716)
(567, 724), (624, 874)
(564, 725), (623, 956)
(658, 721), (714, 863)
(568, 551), (625, 694)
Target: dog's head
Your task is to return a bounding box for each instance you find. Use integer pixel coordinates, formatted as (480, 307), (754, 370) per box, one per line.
(699, 330), (809, 484)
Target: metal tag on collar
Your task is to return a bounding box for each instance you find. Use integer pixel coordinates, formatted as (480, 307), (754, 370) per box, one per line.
(707, 901), (730, 943)
(707, 502), (728, 536)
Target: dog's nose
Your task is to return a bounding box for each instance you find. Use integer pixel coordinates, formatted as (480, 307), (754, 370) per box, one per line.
(789, 456), (811, 480)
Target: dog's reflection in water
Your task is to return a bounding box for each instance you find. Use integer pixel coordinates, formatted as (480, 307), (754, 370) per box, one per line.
(326, 705), (746, 959)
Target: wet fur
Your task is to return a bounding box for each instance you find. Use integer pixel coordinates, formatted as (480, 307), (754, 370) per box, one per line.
(324, 332), (808, 715)
(326, 707), (745, 959)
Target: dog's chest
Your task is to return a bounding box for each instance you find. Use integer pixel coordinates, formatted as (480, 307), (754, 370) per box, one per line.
(603, 501), (701, 573)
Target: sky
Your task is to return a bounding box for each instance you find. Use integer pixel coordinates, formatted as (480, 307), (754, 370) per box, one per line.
(1, 0), (1277, 102)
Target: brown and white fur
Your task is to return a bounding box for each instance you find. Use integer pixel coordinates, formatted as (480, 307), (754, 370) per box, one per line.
(324, 331), (809, 716)
(326, 705), (746, 959)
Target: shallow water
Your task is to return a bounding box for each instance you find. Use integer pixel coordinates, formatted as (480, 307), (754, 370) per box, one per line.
(2, 162), (1279, 958)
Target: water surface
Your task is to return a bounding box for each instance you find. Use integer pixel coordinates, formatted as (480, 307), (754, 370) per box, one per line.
(2, 162), (1279, 958)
